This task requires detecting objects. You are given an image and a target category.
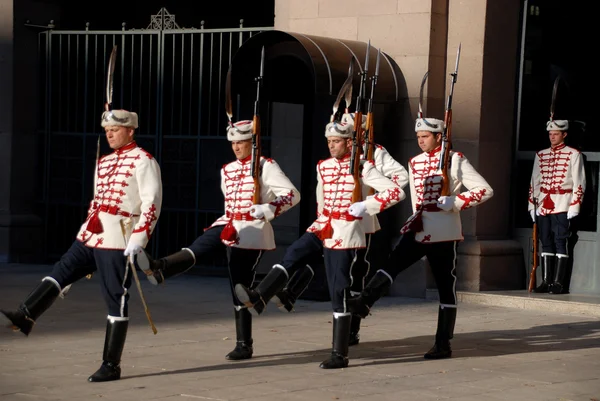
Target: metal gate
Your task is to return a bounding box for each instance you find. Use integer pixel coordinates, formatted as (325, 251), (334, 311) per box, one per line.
(37, 8), (273, 261)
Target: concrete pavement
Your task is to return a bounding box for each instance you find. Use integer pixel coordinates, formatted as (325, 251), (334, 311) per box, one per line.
(0, 263), (599, 401)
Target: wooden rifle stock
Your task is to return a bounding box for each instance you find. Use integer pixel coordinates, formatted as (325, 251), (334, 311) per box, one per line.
(252, 114), (261, 204)
(440, 109), (453, 196)
(528, 199), (539, 292)
(365, 111), (375, 196)
(351, 112), (364, 203)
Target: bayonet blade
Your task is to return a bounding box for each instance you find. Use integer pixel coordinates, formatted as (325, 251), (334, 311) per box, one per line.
(259, 46), (265, 78)
(418, 71), (429, 118)
(374, 48), (381, 78)
(550, 76), (560, 120)
(364, 40), (371, 75)
(105, 45), (117, 111)
(452, 43), (461, 83)
(225, 67), (233, 123)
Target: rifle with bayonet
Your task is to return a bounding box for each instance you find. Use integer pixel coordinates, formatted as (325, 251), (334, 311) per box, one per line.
(364, 48), (381, 196)
(350, 41), (371, 203)
(251, 47), (265, 204)
(439, 44), (461, 196)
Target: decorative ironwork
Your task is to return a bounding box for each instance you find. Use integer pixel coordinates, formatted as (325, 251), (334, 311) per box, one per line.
(147, 7), (181, 30)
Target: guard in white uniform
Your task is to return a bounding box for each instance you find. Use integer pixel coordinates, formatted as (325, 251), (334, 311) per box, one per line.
(1, 110), (163, 382)
(235, 116), (404, 369)
(246, 113), (408, 348)
(137, 119), (300, 361)
(528, 119), (585, 294)
(348, 116), (493, 360)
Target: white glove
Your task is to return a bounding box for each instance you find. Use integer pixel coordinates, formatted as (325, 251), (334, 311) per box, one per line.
(124, 240), (143, 257)
(567, 210), (578, 220)
(250, 204), (266, 219)
(530, 210), (536, 222)
(437, 196), (454, 212)
(348, 201), (368, 218)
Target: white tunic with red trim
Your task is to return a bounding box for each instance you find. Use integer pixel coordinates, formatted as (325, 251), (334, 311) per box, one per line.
(400, 148), (493, 243)
(208, 156), (300, 250)
(307, 155), (405, 250)
(361, 144), (409, 234)
(528, 143), (585, 216)
(77, 141), (162, 250)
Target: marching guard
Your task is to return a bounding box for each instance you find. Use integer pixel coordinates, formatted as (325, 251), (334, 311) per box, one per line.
(236, 66), (405, 368)
(1, 109), (163, 382)
(137, 51), (300, 361)
(347, 57), (494, 360)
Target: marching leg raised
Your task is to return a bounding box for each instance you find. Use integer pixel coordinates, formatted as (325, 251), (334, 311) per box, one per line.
(235, 265), (289, 315)
(1, 278), (61, 336)
(271, 264), (314, 313)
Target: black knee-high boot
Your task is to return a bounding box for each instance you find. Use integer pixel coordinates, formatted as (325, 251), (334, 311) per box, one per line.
(533, 253), (555, 293)
(235, 265), (289, 315)
(549, 255), (569, 294)
(346, 270), (392, 319)
(88, 317), (128, 382)
(348, 315), (361, 346)
(1, 278), (61, 336)
(320, 313), (352, 369)
(424, 305), (456, 360)
(136, 248), (196, 285)
(226, 308), (253, 360)
(271, 265), (314, 312)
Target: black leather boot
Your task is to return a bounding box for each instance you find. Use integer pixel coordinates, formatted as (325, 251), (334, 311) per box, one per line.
(348, 315), (361, 346)
(533, 253), (555, 293)
(226, 308), (253, 360)
(271, 265), (314, 313)
(346, 270), (392, 319)
(235, 265), (289, 315)
(424, 305), (456, 360)
(549, 255), (569, 294)
(1, 278), (61, 336)
(136, 248), (196, 285)
(88, 318), (128, 382)
(320, 313), (352, 369)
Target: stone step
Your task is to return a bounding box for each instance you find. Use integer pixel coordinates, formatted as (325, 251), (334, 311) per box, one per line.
(426, 289), (600, 317)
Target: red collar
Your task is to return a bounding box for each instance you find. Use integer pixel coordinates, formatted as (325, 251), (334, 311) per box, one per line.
(237, 155), (252, 164)
(426, 146), (442, 157)
(551, 143), (566, 151)
(336, 153), (351, 162)
(115, 141), (137, 154)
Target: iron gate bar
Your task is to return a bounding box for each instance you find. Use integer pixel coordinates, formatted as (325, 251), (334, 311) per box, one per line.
(39, 18), (273, 260)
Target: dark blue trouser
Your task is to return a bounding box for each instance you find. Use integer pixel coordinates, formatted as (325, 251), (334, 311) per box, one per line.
(537, 213), (569, 255)
(49, 240), (132, 317)
(383, 232), (458, 306)
(187, 225), (263, 308)
(323, 248), (358, 312)
(278, 232), (323, 274)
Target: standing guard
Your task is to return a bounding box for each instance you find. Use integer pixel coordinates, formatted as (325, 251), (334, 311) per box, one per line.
(528, 115), (585, 294)
(137, 51), (301, 361)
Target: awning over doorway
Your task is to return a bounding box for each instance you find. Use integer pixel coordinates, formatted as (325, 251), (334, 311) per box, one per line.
(230, 30), (405, 104)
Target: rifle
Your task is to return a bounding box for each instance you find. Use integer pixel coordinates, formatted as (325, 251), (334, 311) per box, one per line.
(364, 49), (381, 196)
(439, 44), (461, 196)
(251, 47), (265, 204)
(350, 41), (370, 203)
(528, 197), (539, 292)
